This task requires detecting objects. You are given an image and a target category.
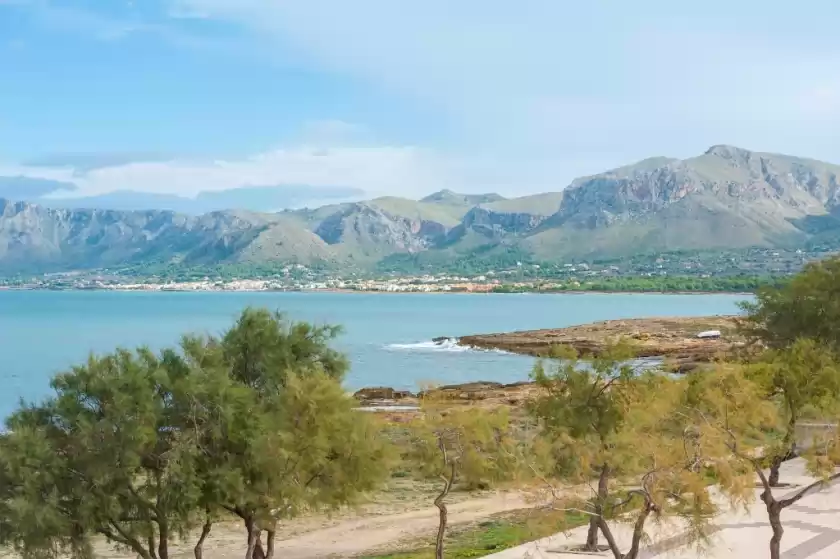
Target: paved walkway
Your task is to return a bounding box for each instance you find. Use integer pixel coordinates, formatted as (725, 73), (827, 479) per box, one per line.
(487, 460), (840, 558)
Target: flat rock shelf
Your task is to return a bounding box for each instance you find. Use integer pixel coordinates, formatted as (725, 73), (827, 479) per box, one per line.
(452, 315), (745, 372)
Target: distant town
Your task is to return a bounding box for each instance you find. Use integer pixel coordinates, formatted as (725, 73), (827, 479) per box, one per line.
(0, 246), (825, 293)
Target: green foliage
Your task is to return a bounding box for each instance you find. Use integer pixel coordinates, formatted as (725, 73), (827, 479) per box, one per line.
(530, 343), (638, 475)
(0, 347), (223, 559)
(528, 344), (641, 553)
(740, 257), (840, 350)
(748, 339), (840, 425)
(404, 403), (524, 559)
(377, 245), (535, 276)
(530, 348), (756, 559)
(0, 308), (390, 559)
(405, 406), (520, 490)
(740, 340), (840, 484)
(220, 307), (348, 389)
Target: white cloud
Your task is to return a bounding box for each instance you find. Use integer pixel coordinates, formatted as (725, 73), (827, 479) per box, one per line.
(1, 142), (473, 200)
(9, 1), (840, 200)
(171, 0), (840, 166)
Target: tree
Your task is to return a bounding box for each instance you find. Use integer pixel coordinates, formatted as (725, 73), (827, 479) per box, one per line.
(220, 307), (349, 389)
(0, 309), (391, 559)
(405, 403), (520, 559)
(184, 308), (389, 559)
(0, 347), (223, 559)
(745, 339), (840, 486)
(740, 257), (840, 350)
(685, 364), (840, 559)
(593, 373), (722, 559)
(532, 350), (727, 559)
(529, 343), (636, 552)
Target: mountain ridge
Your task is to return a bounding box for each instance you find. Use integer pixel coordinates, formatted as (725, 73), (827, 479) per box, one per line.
(2, 145), (840, 274)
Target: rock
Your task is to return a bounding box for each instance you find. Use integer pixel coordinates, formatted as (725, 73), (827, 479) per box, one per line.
(455, 316), (744, 372)
(354, 387), (416, 401)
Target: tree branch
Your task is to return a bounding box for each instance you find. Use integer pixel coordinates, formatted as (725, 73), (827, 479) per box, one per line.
(779, 472), (840, 509)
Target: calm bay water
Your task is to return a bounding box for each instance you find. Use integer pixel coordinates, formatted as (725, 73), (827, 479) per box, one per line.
(0, 291), (749, 420)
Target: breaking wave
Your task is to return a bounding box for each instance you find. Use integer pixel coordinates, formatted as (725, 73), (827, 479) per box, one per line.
(385, 338), (512, 354)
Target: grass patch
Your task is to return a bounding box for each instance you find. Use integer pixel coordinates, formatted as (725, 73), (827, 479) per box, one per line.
(362, 507), (589, 559)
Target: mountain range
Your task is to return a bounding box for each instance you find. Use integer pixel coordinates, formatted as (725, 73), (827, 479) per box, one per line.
(2, 145), (840, 274)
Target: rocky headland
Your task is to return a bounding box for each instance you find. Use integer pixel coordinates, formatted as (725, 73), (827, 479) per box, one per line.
(454, 315), (744, 368)
(355, 315), (746, 411)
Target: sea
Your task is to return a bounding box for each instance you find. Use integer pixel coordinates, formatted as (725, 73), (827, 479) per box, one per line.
(0, 291), (750, 420)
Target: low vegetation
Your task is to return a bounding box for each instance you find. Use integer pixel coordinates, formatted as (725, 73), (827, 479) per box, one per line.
(3, 258), (840, 558)
(362, 508), (589, 559)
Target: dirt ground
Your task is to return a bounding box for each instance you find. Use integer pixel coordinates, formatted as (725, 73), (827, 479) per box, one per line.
(205, 491), (530, 559)
(53, 490), (532, 559)
(0, 481), (535, 559)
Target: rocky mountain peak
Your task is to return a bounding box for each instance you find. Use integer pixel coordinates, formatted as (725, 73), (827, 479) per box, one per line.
(421, 190), (505, 205)
(704, 144), (754, 162)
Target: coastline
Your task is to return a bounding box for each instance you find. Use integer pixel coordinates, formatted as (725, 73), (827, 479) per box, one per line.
(0, 286), (755, 296)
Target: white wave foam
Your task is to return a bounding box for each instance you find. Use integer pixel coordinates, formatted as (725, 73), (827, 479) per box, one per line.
(385, 338), (513, 355)
(386, 338), (470, 352)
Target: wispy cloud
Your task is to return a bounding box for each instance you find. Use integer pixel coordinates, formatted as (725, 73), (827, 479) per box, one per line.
(1, 137), (472, 200)
(6, 1), (840, 199)
(170, 0), (840, 167)
(3, 0), (238, 51)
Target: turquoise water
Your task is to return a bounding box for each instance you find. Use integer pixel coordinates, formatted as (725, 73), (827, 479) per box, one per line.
(0, 291), (749, 420)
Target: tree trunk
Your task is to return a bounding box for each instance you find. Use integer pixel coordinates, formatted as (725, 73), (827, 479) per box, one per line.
(244, 519), (260, 559)
(434, 463), (457, 559)
(771, 413), (798, 487)
(768, 456), (783, 487)
(253, 535), (266, 559)
(584, 463), (610, 551)
(194, 518), (212, 559)
(264, 530), (276, 559)
(596, 515), (622, 559)
(158, 522), (169, 559)
(761, 490), (783, 559)
(769, 506), (783, 559)
(624, 502), (654, 559)
(585, 518), (600, 551)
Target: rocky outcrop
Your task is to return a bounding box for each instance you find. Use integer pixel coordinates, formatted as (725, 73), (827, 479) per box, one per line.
(353, 381), (541, 411)
(314, 203), (445, 252)
(455, 316), (746, 372)
(353, 386), (414, 402)
(444, 207), (546, 244)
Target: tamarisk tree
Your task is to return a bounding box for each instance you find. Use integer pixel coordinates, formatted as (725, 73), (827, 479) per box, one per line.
(185, 308), (390, 559)
(0, 308), (392, 559)
(686, 364), (840, 559)
(529, 343), (636, 552)
(0, 347), (227, 559)
(406, 403), (520, 559)
(533, 359), (729, 559)
(745, 338), (840, 486)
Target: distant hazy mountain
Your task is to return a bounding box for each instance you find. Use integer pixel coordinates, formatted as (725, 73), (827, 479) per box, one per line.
(25, 185), (366, 214)
(0, 176), (77, 199)
(3, 145), (840, 273)
(420, 189), (505, 205)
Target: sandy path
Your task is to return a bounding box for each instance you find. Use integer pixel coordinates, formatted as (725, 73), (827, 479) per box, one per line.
(0, 491), (533, 559)
(190, 491), (531, 559)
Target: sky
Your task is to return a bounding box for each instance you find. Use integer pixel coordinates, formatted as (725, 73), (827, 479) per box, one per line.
(1, 0), (839, 201)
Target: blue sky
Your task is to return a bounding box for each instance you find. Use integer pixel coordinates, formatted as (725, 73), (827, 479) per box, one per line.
(1, 0), (839, 200)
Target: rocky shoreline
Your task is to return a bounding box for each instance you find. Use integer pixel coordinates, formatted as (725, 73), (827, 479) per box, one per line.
(354, 316), (746, 410)
(452, 315), (744, 372)
(353, 381), (540, 414)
